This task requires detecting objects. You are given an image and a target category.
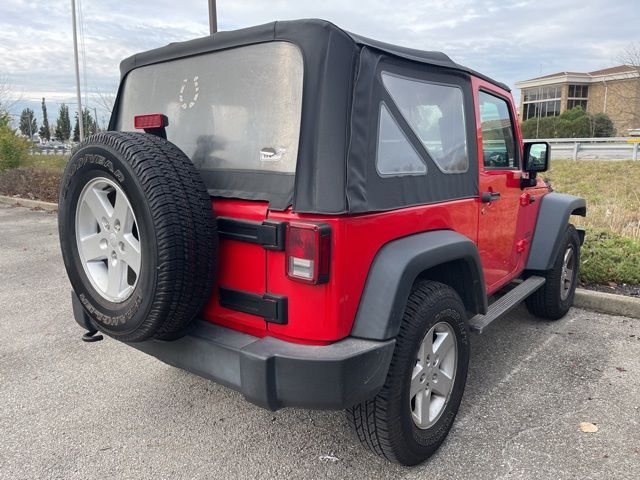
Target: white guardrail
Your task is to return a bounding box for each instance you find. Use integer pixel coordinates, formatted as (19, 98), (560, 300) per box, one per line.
(30, 146), (73, 156)
(526, 137), (640, 161)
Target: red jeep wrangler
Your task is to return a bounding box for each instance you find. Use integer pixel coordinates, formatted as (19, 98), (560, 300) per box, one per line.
(59, 20), (586, 465)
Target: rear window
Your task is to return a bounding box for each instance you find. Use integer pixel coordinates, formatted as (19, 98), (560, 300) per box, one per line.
(116, 42), (304, 174)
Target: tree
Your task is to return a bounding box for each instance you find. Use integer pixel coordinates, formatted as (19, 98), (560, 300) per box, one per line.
(0, 124), (28, 171)
(72, 108), (97, 141)
(72, 113), (79, 142)
(19, 108), (37, 139)
(0, 75), (20, 117)
(93, 91), (115, 114)
(39, 97), (51, 140)
(0, 112), (9, 128)
(613, 42), (640, 132)
(55, 103), (71, 141)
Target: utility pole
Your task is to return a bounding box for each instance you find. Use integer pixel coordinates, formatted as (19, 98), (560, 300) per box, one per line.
(208, 0), (218, 34)
(71, 0), (84, 141)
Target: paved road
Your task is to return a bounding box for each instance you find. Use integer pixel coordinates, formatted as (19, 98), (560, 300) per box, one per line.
(0, 204), (639, 479)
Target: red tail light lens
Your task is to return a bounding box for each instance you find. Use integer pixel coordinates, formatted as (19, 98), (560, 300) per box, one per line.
(134, 113), (168, 129)
(286, 222), (331, 284)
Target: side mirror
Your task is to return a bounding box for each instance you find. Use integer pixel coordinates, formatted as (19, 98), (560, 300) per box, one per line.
(523, 141), (550, 172)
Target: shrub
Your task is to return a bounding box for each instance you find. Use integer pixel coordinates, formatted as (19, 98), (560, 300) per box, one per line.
(580, 229), (640, 284)
(0, 125), (28, 171)
(520, 106), (616, 139)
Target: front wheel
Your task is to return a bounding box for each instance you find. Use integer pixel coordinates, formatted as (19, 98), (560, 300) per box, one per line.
(346, 281), (470, 466)
(526, 224), (581, 320)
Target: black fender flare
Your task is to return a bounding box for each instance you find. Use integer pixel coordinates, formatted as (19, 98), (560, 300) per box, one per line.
(526, 192), (586, 271)
(350, 230), (487, 341)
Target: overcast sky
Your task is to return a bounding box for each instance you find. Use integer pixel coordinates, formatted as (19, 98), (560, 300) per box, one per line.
(1, 0), (637, 126)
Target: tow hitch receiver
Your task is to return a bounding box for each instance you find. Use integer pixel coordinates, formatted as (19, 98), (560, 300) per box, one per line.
(82, 330), (104, 342)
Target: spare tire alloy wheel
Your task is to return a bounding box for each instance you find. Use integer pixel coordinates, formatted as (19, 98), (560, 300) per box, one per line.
(59, 132), (218, 342)
(76, 177), (141, 303)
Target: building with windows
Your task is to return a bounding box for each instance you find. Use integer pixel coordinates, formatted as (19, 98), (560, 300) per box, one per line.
(514, 65), (640, 135)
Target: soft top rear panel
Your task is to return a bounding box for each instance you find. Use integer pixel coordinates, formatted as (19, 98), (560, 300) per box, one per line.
(110, 19), (506, 214)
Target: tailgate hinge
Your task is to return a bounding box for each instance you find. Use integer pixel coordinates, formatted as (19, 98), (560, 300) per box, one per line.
(219, 287), (288, 325)
(217, 217), (286, 250)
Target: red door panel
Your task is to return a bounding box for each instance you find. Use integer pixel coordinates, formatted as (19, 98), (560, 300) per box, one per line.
(473, 78), (525, 293)
(477, 170), (521, 290)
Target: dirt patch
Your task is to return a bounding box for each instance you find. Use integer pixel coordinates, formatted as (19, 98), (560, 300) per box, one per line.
(0, 168), (61, 203)
(581, 282), (640, 298)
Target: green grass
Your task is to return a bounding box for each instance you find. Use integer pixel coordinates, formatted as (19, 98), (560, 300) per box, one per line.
(546, 160), (640, 284)
(21, 154), (69, 172)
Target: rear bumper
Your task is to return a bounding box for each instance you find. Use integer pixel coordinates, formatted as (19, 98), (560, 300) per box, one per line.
(72, 293), (395, 410)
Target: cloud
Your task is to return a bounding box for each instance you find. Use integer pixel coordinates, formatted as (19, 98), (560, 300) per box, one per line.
(1, 0), (637, 123)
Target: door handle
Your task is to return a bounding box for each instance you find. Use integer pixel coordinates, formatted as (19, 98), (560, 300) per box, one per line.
(481, 191), (501, 203)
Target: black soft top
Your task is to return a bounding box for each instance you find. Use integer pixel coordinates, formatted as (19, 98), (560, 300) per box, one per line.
(117, 19), (509, 91)
(111, 19), (509, 213)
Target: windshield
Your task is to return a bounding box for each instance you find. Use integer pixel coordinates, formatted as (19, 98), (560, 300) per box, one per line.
(116, 41), (304, 174)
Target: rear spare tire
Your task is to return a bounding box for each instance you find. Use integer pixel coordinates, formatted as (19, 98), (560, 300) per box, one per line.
(58, 132), (217, 342)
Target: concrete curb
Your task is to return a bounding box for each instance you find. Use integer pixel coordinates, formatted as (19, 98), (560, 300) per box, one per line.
(574, 288), (640, 319)
(0, 195), (58, 212)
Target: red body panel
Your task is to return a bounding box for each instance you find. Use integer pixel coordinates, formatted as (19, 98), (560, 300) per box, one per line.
(201, 199), (269, 338)
(200, 77), (549, 344)
(266, 200), (478, 342)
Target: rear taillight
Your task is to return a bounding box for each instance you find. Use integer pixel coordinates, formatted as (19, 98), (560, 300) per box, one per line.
(286, 222), (331, 284)
(133, 113), (168, 130)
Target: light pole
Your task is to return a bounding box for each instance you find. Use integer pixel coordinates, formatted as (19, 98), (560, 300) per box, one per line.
(208, 0), (217, 34)
(71, 0), (84, 141)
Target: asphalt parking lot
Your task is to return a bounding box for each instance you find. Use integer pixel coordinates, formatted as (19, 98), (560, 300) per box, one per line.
(0, 203), (638, 479)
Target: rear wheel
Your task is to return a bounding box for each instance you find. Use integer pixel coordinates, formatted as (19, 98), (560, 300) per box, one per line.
(526, 224), (580, 320)
(346, 281), (469, 466)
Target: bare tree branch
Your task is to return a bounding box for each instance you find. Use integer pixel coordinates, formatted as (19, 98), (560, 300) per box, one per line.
(91, 90), (116, 115)
(0, 75), (22, 115)
(620, 42), (640, 73)
(610, 42), (640, 131)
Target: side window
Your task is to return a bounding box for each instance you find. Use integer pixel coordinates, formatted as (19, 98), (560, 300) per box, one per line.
(478, 91), (517, 169)
(376, 103), (427, 177)
(381, 72), (468, 173)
